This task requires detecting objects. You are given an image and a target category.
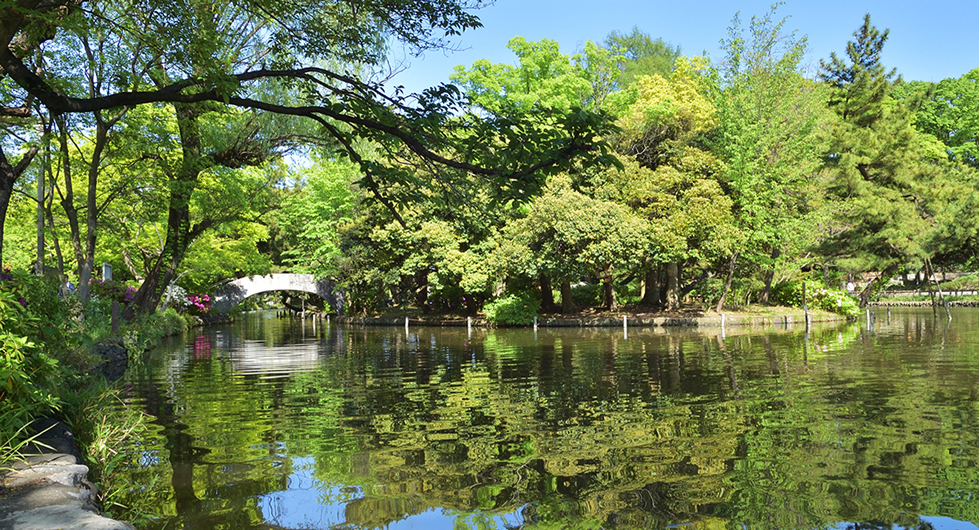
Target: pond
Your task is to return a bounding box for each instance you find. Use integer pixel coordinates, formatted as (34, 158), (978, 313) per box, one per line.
(116, 307), (979, 530)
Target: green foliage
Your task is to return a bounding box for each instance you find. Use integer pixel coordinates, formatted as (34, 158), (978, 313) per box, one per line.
(0, 271), (68, 441)
(570, 283), (602, 308)
(770, 279), (860, 317)
(603, 27), (681, 88)
(451, 36), (593, 113)
(817, 16), (977, 287)
(482, 293), (540, 326)
(713, 5), (834, 293)
(939, 273), (978, 291)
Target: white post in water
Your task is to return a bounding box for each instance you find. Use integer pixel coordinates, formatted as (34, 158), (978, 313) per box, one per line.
(623, 315), (627, 339)
(405, 316), (409, 334)
(467, 317), (471, 331)
(721, 313), (726, 340)
(534, 316), (538, 331)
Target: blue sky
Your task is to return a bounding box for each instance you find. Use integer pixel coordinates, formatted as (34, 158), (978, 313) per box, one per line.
(384, 0), (979, 95)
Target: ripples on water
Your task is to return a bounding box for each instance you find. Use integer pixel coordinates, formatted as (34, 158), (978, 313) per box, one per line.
(116, 308), (979, 530)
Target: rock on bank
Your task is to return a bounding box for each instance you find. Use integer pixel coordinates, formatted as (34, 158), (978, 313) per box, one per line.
(0, 420), (134, 530)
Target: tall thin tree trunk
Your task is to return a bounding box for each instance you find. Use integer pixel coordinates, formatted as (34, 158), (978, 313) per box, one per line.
(665, 262), (680, 311)
(715, 252), (739, 313)
(858, 264), (897, 308)
(35, 155), (44, 275)
(759, 248), (780, 304)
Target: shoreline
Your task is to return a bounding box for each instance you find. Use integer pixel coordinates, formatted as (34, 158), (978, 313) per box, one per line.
(338, 309), (852, 328)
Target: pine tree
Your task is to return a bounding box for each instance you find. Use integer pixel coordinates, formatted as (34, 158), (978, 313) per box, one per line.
(817, 15), (978, 306)
(819, 14), (898, 127)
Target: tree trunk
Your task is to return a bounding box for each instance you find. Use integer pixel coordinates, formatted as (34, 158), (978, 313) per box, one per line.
(602, 275), (616, 311)
(715, 252), (739, 313)
(539, 274), (555, 312)
(858, 264), (897, 308)
(560, 278), (574, 314)
(759, 248), (780, 304)
(414, 269), (428, 311)
(0, 171), (13, 265)
(665, 262), (680, 311)
(642, 267), (661, 308)
(126, 103), (206, 317)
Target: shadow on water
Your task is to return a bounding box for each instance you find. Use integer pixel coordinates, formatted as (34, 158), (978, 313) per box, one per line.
(117, 308), (978, 530)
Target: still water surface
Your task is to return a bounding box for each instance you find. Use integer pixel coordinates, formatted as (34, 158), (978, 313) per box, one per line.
(118, 308), (979, 529)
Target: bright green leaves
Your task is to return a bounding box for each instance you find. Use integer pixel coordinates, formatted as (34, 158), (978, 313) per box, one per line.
(894, 69), (980, 167)
(614, 56), (716, 166)
(451, 36), (593, 114)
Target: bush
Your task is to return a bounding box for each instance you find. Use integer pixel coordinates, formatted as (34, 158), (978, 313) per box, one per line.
(771, 279), (859, 318)
(693, 278), (726, 309)
(570, 283), (601, 308)
(939, 273), (978, 291)
(483, 293), (540, 326)
(0, 270), (67, 440)
(89, 278), (137, 305)
(186, 293), (212, 315)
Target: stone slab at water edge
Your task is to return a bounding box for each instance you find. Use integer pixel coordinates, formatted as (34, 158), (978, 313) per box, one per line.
(0, 420), (134, 530)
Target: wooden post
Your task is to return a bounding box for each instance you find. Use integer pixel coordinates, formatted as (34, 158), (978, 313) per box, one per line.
(802, 282), (811, 331)
(111, 301), (120, 335)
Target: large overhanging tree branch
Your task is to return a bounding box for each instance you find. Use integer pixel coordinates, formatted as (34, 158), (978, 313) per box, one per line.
(1, 0), (615, 204)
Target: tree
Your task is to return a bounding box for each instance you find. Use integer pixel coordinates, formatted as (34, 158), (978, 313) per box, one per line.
(605, 56), (735, 310)
(450, 36), (593, 114)
(711, 6), (834, 308)
(817, 15), (977, 306)
(603, 27), (681, 88)
(501, 176), (650, 311)
(893, 69), (979, 168)
(0, 0), (613, 296)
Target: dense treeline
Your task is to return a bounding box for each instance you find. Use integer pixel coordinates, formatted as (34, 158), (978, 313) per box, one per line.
(0, 2), (977, 324)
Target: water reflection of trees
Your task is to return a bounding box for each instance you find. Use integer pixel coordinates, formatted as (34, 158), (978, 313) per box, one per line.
(123, 309), (977, 529)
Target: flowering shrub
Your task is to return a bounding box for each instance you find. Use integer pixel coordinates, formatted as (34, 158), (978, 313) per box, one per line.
(186, 294), (211, 315)
(770, 279), (860, 318)
(89, 278), (137, 305)
(164, 284), (189, 311)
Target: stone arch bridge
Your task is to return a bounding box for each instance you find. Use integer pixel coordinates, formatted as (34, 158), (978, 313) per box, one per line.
(211, 274), (345, 315)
